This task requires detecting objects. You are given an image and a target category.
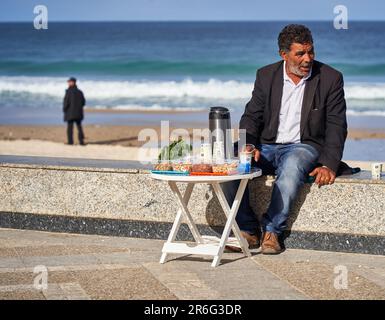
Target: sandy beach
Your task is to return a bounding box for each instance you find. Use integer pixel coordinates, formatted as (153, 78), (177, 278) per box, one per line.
(1, 102), (384, 170)
(1, 122), (385, 146)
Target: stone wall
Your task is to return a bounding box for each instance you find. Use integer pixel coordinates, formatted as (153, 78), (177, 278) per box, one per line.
(1, 156), (384, 254)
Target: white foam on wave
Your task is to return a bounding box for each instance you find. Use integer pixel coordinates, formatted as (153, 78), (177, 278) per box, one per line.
(346, 110), (385, 116)
(345, 83), (385, 100)
(1, 75), (385, 100)
(1, 76), (385, 115)
(0, 76), (252, 100)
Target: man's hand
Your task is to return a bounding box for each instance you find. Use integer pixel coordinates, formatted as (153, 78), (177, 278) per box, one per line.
(309, 166), (336, 187)
(254, 149), (261, 162)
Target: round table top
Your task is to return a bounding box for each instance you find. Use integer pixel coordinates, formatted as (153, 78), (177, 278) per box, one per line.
(150, 168), (262, 183)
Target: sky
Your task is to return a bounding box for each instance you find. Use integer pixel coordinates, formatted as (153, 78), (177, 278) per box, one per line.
(1, 0), (385, 22)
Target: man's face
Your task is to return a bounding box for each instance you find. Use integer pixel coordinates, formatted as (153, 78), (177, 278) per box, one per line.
(280, 42), (314, 78)
(67, 80), (76, 88)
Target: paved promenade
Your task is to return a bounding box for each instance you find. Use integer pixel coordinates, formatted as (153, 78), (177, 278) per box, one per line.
(0, 228), (384, 300)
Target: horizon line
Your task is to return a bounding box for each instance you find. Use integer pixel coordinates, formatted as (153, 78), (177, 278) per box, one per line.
(1, 19), (385, 23)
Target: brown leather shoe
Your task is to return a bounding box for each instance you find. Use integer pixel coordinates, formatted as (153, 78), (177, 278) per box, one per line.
(261, 232), (283, 254)
(225, 231), (260, 252)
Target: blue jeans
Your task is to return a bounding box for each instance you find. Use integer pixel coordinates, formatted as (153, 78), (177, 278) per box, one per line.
(221, 143), (319, 235)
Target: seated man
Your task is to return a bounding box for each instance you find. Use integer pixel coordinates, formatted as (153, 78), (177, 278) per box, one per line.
(222, 24), (347, 254)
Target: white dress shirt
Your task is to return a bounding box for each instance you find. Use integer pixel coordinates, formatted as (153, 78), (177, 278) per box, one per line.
(275, 61), (312, 144)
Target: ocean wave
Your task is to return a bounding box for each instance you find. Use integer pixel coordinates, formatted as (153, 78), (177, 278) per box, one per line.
(0, 76), (252, 100)
(344, 83), (385, 100)
(2, 76), (385, 101)
(346, 110), (385, 117)
(0, 76), (385, 116)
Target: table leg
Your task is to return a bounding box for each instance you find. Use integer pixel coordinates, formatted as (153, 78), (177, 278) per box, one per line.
(160, 182), (194, 264)
(211, 179), (249, 267)
(168, 181), (203, 244)
(212, 182), (251, 257)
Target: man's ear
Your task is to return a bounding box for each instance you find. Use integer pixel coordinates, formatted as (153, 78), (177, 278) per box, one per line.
(279, 50), (288, 61)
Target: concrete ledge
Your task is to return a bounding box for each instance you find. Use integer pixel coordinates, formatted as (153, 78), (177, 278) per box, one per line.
(1, 155), (384, 255)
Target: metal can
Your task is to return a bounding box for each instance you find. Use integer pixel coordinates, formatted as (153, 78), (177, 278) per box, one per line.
(239, 151), (252, 173)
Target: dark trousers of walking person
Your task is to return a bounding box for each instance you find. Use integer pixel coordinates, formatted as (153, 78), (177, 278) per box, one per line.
(67, 120), (84, 145)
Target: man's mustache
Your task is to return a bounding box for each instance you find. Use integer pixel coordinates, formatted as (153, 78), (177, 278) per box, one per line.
(300, 63), (312, 68)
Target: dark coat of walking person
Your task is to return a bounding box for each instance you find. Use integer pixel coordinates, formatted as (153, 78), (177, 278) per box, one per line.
(63, 77), (86, 145)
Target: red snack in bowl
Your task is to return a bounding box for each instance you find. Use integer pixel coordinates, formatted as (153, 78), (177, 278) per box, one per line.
(192, 164), (213, 173)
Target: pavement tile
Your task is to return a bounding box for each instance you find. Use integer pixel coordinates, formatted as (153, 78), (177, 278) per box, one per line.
(72, 267), (177, 300)
(57, 282), (91, 300)
(0, 290), (45, 300)
(0, 257), (25, 269)
(65, 245), (131, 255)
(18, 254), (101, 268)
(14, 245), (69, 257)
(0, 248), (18, 258)
(143, 259), (307, 300)
(1, 228), (384, 300)
(253, 255), (385, 300)
(268, 249), (385, 269)
(0, 270), (77, 286)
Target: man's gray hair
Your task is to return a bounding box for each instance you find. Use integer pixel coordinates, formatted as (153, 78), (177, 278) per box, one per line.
(278, 24), (313, 52)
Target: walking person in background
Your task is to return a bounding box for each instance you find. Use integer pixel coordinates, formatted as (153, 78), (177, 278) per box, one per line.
(63, 77), (86, 145)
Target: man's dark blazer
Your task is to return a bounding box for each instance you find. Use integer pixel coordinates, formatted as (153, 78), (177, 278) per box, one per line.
(240, 60), (348, 174)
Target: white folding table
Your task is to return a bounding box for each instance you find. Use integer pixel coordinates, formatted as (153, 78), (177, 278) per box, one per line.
(150, 169), (262, 267)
